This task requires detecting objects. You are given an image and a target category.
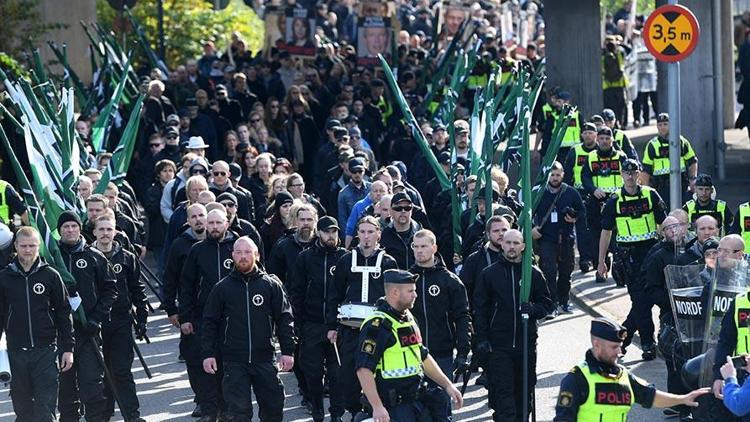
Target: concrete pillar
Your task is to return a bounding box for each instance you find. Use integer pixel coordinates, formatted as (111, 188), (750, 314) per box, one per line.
(37, 0), (97, 85)
(543, 0), (602, 119)
(722, 0), (736, 128)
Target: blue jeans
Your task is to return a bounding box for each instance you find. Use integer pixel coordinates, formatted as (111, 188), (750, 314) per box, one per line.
(422, 355), (454, 421)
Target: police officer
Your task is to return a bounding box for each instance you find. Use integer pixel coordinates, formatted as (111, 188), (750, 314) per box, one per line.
(581, 127), (628, 283)
(709, 235), (748, 400)
(410, 229), (472, 420)
(326, 216), (398, 419)
(682, 174), (732, 235)
(381, 192), (422, 270)
(56, 210), (118, 422)
(597, 159), (667, 360)
(601, 108), (638, 160)
(0, 227), (74, 421)
(201, 236), (295, 422)
(163, 203), (206, 417)
(563, 121), (598, 272)
(179, 208), (238, 421)
(473, 229), (554, 421)
(532, 162), (587, 314)
(553, 318), (709, 421)
(641, 113), (698, 207)
(288, 216), (347, 422)
(538, 90), (581, 162)
(91, 213), (148, 422)
(729, 200), (750, 255)
(355, 269), (463, 422)
(459, 215), (510, 303)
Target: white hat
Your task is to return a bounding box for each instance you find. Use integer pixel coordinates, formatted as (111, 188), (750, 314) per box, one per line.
(187, 136), (209, 150)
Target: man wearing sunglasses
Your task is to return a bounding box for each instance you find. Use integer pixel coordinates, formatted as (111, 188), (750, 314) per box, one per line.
(208, 161), (254, 223)
(381, 192), (422, 270)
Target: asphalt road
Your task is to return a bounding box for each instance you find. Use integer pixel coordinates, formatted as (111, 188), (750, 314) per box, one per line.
(0, 298), (677, 421)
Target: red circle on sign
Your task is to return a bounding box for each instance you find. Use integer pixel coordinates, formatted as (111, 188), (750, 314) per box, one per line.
(643, 4), (700, 63)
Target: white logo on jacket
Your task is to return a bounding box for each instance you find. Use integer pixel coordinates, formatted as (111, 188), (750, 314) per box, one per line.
(252, 294), (264, 306)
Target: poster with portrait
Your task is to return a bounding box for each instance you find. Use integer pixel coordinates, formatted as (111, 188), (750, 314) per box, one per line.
(439, 1), (468, 39)
(283, 7), (317, 57)
(357, 17), (393, 66)
(263, 7), (286, 58)
(359, 0), (392, 18)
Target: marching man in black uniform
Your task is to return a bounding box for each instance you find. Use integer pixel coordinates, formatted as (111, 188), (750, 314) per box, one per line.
(326, 215), (398, 419)
(289, 216), (348, 422)
(201, 236), (295, 422)
(0, 227), (74, 421)
(56, 210), (118, 422)
(409, 229), (471, 421)
(179, 208), (238, 422)
(355, 269), (463, 422)
(91, 213), (149, 422)
(473, 229), (554, 421)
(554, 318), (709, 421)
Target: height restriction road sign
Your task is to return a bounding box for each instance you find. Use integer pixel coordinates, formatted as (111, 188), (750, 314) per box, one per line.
(643, 4), (700, 62)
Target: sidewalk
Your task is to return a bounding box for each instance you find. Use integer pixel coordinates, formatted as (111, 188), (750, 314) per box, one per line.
(568, 125), (750, 340)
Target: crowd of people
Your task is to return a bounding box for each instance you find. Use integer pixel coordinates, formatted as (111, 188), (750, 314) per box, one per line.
(5, 0), (750, 421)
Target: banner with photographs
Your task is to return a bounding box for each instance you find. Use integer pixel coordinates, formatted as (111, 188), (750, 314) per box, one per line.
(263, 6), (285, 58)
(439, 1), (468, 39)
(357, 17), (392, 66)
(283, 7), (317, 57)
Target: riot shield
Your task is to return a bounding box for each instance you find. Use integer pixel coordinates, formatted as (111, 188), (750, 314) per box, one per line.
(665, 264), (709, 359)
(698, 257), (750, 387)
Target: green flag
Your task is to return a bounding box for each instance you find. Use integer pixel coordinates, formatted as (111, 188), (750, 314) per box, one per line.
(95, 94), (145, 194)
(90, 54), (132, 153)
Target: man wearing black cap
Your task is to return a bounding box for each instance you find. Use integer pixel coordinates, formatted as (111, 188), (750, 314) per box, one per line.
(289, 216), (348, 422)
(554, 318), (709, 421)
(326, 216), (398, 418)
(682, 174), (732, 235)
(538, 90), (582, 163)
(473, 229), (553, 421)
(602, 108), (638, 160)
(355, 269), (463, 422)
(381, 192), (422, 270)
(641, 113), (698, 207)
(597, 159), (667, 360)
(581, 126), (628, 283)
(338, 156), (371, 229)
(56, 210), (118, 422)
(409, 229), (471, 421)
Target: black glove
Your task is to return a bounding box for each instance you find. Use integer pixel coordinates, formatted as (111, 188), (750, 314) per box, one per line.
(476, 340), (493, 356)
(453, 355), (470, 378)
(519, 302), (533, 316)
(82, 319), (100, 336)
(135, 321), (147, 341)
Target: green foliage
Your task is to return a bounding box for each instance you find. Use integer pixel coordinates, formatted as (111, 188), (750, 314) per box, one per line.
(0, 53), (31, 80)
(600, 0), (655, 17)
(96, 0), (264, 67)
(0, 0), (66, 61)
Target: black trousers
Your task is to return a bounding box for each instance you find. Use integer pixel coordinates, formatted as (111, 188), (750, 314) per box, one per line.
(9, 344), (59, 422)
(101, 318), (140, 419)
(58, 330), (107, 422)
(181, 319), (223, 417)
(603, 87), (627, 126)
(585, 197), (605, 267)
(300, 322), (343, 420)
(621, 244), (656, 348)
(486, 348), (537, 422)
(633, 91), (658, 123)
(537, 237), (575, 306)
(334, 326), (363, 416)
(222, 361), (285, 421)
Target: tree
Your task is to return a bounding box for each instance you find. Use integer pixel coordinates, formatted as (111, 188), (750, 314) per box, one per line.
(0, 0), (66, 61)
(96, 0), (264, 68)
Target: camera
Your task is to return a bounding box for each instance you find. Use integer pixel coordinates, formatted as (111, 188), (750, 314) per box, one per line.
(563, 206), (577, 219)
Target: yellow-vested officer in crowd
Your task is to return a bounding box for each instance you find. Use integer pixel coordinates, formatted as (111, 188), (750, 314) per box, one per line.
(355, 269), (462, 422)
(553, 318), (709, 421)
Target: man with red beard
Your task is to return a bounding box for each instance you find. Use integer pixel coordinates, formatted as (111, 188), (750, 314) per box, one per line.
(202, 237), (294, 422)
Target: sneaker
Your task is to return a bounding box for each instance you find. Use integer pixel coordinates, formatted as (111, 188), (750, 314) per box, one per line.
(559, 303), (574, 314)
(178, 353), (185, 363)
(595, 273), (607, 283)
(642, 344), (657, 361)
(579, 261), (592, 273)
(663, 406), (681, 417)
(545, 309), (558, 320)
